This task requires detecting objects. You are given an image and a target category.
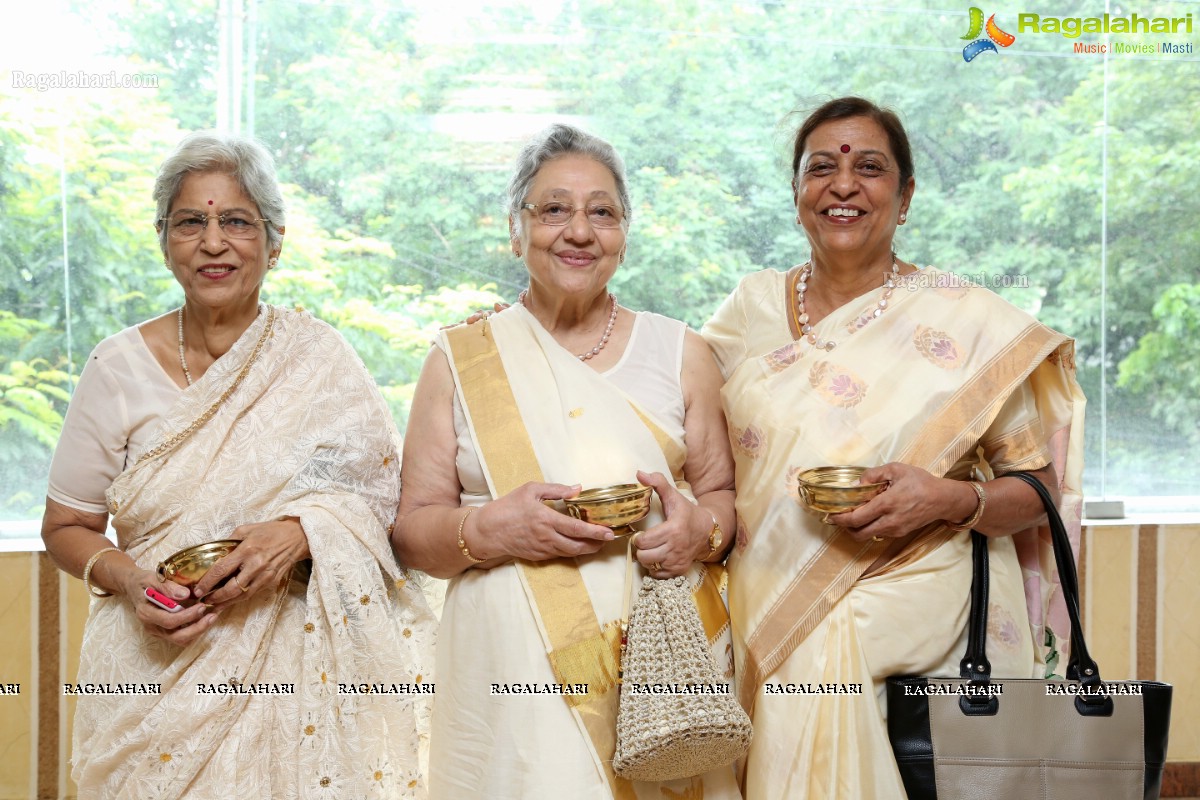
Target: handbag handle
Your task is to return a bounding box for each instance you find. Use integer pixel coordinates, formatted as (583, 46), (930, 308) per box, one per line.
(958, 471), (1112, 716)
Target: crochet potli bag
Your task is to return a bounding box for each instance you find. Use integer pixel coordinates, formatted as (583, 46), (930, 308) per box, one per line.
(612, 572), (753, 781)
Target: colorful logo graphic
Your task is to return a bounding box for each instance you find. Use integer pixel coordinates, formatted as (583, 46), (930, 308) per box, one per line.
(961, 7), (1016, 61)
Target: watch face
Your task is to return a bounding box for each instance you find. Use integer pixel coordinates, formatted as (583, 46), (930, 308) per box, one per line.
(710, 524), (723, 550)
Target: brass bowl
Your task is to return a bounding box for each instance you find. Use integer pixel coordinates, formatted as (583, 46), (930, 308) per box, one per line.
(156, 539), (240, 588)
(796, 466), (887, 514)
(563, 484), (653, 533)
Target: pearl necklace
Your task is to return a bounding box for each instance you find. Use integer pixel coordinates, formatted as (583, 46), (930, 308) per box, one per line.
(177, 306), (193, 385)
(796, 259), (899, 351)
(519, 290), (619, 361)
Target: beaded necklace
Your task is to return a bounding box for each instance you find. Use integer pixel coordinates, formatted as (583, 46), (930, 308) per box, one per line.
(519, 289), (618, 361)
(795, 259), (899, 351)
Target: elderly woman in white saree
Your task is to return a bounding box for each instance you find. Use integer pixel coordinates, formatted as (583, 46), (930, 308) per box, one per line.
(700, 97), (1085, 799)
(393, 124), (742, 800)
(41, 132), (433, 799)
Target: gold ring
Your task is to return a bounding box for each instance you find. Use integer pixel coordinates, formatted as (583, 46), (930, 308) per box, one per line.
(233, 574), (248, 593)
(871, 536), (883, 543)
(650, 562), (663, 572)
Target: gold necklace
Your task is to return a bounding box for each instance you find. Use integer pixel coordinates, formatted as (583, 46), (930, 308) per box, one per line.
(177, 306), (193, 385)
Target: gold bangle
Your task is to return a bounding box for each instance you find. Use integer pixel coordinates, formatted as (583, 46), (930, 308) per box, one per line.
(947, 481), (987, 532)
(456, 508), (485, 563)
(82, 547), (121, 598)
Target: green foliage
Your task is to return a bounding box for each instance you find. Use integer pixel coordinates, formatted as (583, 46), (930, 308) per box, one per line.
(2, 0), (1199, 524)
(1117, 283), (1200, 444)
(0, 312), (72, 517)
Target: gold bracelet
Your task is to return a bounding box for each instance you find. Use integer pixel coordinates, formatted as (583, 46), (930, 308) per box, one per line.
(947, 482), (987, 532)
(456, 507), (486, 563)
(82, 547), (121, 598)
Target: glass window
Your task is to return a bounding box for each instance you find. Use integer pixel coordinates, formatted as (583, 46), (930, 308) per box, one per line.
(3, 0), (1198, 537)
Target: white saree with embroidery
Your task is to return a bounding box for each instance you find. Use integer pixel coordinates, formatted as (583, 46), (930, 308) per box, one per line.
(702, 267), (1085, 800)
(72, 306), (435, 799)
(430, 305), (742, 800)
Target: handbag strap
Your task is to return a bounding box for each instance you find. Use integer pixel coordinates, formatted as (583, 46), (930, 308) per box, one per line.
(959, 471), (1111, 714)
(958, 529), (991, 681)
(1005, 472), (1104, 688)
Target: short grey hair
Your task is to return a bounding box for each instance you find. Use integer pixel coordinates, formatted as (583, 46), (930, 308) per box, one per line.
(153, 131), (286, 257)
(506, 124), (632, 237)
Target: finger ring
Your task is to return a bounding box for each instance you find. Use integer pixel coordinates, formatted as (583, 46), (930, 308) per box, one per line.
(822, 514), (833, 525)
(233, 574), (248, 593)
(650, 562), (663, 572)
(871, 536), (883, 543)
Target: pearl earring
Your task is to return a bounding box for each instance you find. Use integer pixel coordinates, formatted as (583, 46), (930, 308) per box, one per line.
(268, 257), (278, 269)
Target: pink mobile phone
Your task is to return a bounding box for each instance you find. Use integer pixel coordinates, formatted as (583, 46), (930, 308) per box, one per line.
(145, 586), (183, 612)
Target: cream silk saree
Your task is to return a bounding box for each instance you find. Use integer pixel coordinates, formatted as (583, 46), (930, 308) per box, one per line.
(430, 305), (741, 800)
(73, 306), (434, 799)
(702, 267), (1085, 799)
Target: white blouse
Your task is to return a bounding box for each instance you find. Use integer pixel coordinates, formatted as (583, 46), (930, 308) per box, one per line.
(48, 325), (182, 514)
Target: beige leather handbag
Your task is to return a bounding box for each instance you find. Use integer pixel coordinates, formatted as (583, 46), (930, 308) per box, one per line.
(886, 472), (1172, 800)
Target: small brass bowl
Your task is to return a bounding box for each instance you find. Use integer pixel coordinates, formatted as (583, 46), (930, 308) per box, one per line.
(563, 484), (653, 533)
(156, 539), (240, 588)
(796, 466), (887, 515)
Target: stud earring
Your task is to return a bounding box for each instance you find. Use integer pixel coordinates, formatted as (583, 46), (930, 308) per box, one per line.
(268, 257), (278, 269)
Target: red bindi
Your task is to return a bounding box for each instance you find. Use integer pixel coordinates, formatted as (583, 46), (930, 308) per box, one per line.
(840, 144), (851, 153)
(207, 200), (214, 205)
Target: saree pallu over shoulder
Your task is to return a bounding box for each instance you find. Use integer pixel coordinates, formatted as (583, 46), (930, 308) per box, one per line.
(438, 307), (738, 800)
(721, 269), (1085, 712)
(77, 306), (434, 800)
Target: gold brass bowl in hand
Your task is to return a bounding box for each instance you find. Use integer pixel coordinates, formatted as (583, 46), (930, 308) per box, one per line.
(563, 484), (653, 537)
(796, 466), (887, 516)
(155, 540), (241, 592)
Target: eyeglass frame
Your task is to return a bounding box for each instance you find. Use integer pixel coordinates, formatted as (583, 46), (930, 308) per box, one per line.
(156, 211), (278, 241)
(519, 201), (625, 229)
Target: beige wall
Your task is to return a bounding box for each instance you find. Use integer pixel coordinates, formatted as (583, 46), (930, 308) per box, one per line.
(1080, 522), (1200, 769)
(1, 524), (1197, 798)
(0, 552), (88, 800)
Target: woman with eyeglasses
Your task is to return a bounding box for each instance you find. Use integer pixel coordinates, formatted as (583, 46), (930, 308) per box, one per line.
(392, 124), (741, 799)
(41, 131), (433, 798)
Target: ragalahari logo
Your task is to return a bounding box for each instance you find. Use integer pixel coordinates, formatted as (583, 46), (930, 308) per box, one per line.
(961, 7), (1016, 61)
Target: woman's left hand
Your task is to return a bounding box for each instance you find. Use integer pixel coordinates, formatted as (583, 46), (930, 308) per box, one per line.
(631, 470), (711, 577)
(193, 516), (310, 606)
(829, 462), (974, 543)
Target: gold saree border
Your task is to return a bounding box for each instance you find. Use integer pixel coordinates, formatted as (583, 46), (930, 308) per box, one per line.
(444, 323), (635, 799)
(444, 322), (546, 493)
(738, 321), (1067, 711)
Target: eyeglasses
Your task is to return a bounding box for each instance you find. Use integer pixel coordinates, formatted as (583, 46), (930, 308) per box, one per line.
(159, 211), (272, 240)
(520, 201), (623, 229)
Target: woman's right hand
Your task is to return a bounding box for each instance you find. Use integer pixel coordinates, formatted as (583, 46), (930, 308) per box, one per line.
(464, 481), (615, 562)
(448, 302), (511, 329)
(120, 569), (220, 646)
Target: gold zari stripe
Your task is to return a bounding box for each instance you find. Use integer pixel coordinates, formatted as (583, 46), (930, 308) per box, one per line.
(738, 322), (1066, 710)
(444, 322), (634, 799)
